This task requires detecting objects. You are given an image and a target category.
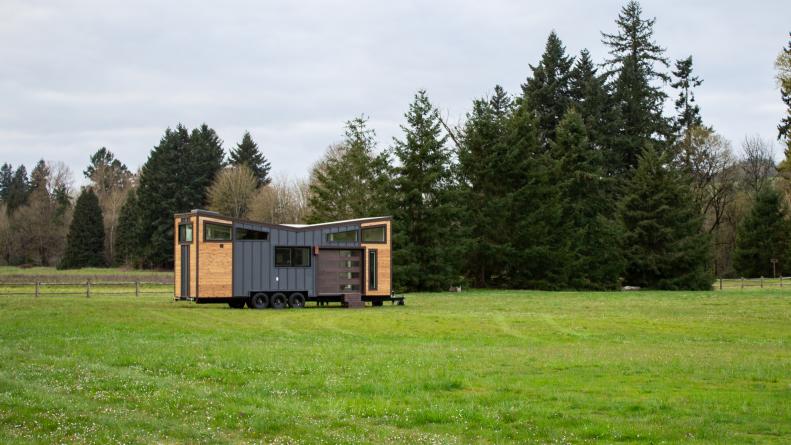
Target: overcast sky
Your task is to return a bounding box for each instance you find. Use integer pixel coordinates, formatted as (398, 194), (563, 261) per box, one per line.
(1, 0), (789, 185)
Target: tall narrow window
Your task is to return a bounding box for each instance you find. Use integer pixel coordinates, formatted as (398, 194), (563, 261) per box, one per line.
(368, 249), (377, 290)
(178, 223), (193, 243)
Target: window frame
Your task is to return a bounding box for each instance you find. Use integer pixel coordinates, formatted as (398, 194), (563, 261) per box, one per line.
(361, 225), (387, 244)
(178, 223), (193, 244)
(274, 246), (312, 268)
(368, 249), (378, 290)
(325, 229), (359, 243)
(203, 222), (233, 242)
(234, 227), (269, 241)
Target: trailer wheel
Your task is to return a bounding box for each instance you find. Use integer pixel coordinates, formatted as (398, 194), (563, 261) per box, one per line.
(288, 292), (306, 308)
(270, 293), (287, 309)
(228, 299), (245, 309)
(249, 293), (269, 309)
(372, 300), (383, 307)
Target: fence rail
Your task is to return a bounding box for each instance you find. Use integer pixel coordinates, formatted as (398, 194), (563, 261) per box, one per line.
(0, 280), (173, 298)
(715, 276), (791, 290)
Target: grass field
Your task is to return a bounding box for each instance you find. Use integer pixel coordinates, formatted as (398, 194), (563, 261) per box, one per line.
(1, 290), (790, 444)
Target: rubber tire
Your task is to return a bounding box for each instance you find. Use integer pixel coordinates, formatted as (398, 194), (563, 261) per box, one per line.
(249, 293), (269, 309)
(270, 292), (287, 309)
(372, 300), (383, 307)
(288, 292), (306, 308)
(228, 300), (245, 309)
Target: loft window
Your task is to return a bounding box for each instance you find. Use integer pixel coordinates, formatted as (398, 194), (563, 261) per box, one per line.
(275, 247), (311, 267)
(362, 226), (386, 243)
(235, 227), (269, 241)
(326, 230), (358, 242)
(178, 223), (193, 243)
(368, 249), (377, 290)
(205, 222), (232, 241)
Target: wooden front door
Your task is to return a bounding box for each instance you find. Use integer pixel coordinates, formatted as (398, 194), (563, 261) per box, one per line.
(317, 249), (362, 295)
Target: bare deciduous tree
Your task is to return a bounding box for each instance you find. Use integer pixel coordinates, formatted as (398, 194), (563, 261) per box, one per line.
(207, 165), (258, 219)
(248, 175), (310, 224)
(740, 135), (775, 195)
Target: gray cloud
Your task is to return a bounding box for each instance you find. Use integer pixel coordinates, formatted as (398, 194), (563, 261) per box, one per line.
(1, 0), (788, 184)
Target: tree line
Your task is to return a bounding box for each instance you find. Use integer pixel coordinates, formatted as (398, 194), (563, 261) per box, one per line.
(1, 2), (789, 292)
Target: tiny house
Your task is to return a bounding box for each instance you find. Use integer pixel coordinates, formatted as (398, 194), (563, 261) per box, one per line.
(174, 210), (401, 308)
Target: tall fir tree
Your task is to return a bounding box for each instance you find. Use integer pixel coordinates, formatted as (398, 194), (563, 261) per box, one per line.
(777, 33), (791, 157)
(0, 163), (13, 202)
(733, 186), (791, 278)
(6, 165), (29, 214)
(114, 188), (142, 266)
(503, 101), (571, 289)
(229, 131), (272, 187)
(84, 147), (131, 191)
(602, 0), (671, 174)
(521, 31), (575, 148)
(619, 146), (713, 289)
(308, 116), (391, 223)
(59, 188), (105, 269)
(134, 124), (225, 267)
(390, 90), (460, 291)
(457, 85), (513, 287)
(552, 109), (624, 289)
(670, 56), (704, 138)
(569, 49), (621, 177)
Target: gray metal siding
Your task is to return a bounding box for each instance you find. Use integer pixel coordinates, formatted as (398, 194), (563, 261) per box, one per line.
(232, 222), (362, 297)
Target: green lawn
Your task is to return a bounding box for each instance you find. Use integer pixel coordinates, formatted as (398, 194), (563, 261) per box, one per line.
(1, 290), (790, 444)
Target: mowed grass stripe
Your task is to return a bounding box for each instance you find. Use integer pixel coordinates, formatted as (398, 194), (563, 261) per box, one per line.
(1, 290), (790, 444)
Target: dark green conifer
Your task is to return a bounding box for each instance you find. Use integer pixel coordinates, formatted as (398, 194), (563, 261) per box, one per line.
(59, 188), (105, 269)
(229, 131), (272, 187)
(619, 146), (713, 289)
(733, 187), (791, 277)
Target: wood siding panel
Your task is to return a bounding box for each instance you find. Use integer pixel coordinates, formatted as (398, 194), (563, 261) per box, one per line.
(361, 220), (391, 296)
(197, 216), (233, 298)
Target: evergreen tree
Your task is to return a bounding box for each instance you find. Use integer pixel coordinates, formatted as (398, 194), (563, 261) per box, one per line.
(670, 56), (704, 139)
(457, 85), (513, 287)
(59, 188), (105, 269)
(29, 160), (49, 193)
(390, 90), (459, 291)
(229, 131), (272, 187)
(552, 109), (624, 289)
(504, 101), (571, 289)
(6, 165), (29, 214)
(569, 49), (621, 176)
(135, 124), (225, 267)
(84, 147), (131, 191)
(777, 33), (791, 155)
(733, 187), (791, 278)
(115, 188), (142, 266)
(521, 31), (575, 148)
(0, 163), (13, 202)
(619, 146), (713, 289)
(602, 0), (671, 174)
(308, 116), (391, 223)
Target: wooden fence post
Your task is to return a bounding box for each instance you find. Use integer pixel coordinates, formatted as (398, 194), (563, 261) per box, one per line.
(741, 277), (744, 290)
(781, 276), (784, 288)
(719, 278), (722, 290)
(35, 281), (39, 297)
(135, 281), (140, 297)
(760, 276), (764, 288)
(86, 279), (91, 298)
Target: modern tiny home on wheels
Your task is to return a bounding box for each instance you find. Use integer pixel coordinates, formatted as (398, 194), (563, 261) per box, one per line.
(174, 209), (400, 308)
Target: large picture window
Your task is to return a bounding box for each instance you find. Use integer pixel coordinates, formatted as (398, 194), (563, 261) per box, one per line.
(275, 247), (311, 267)
(362, 226), (386, 243)
(204, 222), (232, 241)
(178, 223), (193, 243)
(326, 230), (358, 242)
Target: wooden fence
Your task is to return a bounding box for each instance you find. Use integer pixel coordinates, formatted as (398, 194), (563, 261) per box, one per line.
(0, 281), (173, 298)
(715, 276), (791, 290)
